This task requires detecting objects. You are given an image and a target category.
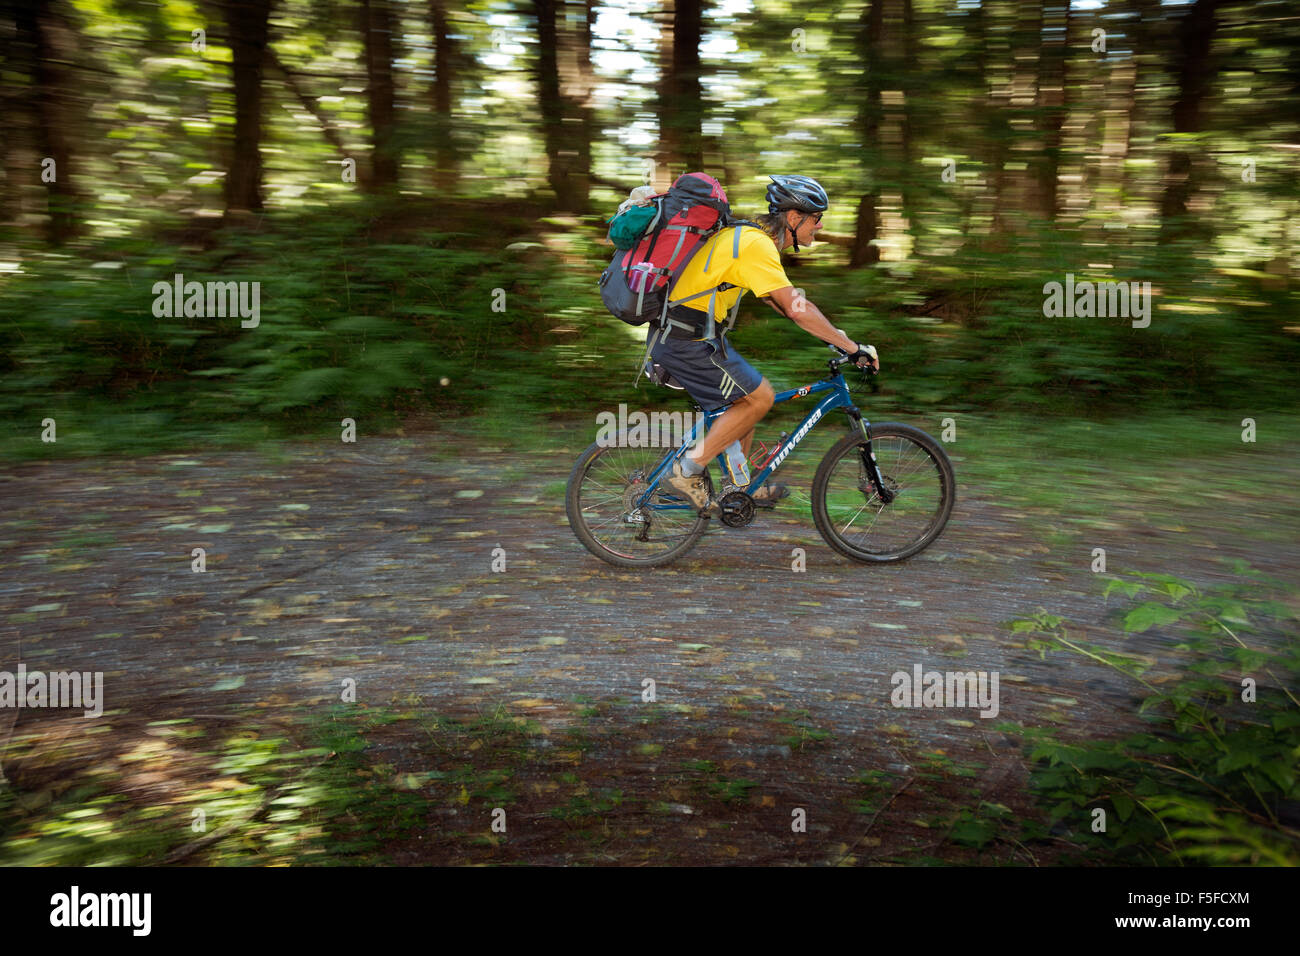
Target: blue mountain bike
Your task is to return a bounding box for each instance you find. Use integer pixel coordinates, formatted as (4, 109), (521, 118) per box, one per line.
(566, 346), (956, 567)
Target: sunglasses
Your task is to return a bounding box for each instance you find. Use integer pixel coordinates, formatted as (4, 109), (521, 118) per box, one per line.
(787, 211), (823, 227)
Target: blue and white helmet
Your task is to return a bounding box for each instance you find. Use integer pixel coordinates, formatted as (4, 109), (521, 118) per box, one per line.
(766, 174), (829, 216)
(766, 174), (828, 251)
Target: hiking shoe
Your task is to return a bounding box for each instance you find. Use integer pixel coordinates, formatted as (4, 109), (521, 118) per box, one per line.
(751, 483), (790, 508)
(665, 460), (710, 511)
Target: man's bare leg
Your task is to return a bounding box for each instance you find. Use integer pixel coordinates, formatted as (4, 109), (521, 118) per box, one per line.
(739, 427), (756, 459)
(688, 379), (774, 468)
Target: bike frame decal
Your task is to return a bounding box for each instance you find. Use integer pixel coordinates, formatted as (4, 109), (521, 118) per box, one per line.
(742, 378), (855, 491)
(636, 372), (865, 510)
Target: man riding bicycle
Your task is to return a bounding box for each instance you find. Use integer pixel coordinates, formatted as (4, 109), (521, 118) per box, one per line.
(653, 174), (880, 511)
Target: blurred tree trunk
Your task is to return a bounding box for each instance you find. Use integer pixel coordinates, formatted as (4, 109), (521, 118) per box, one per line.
(985, 2), (1011, 239)
(656, 0), (704, 182)
(1120, 0), (1162, 213)
(10, 0), (82, 244)
(362, 0), (399, 192)
(899, 0), (918, 250)
(1037, 0), (1070, 221)
(1095, 10), (1138, 236)
(429, 0), (459, 192)
(533, 0), (594, 212)
(1160, 0), (1219, 241)
(850, 0), (883, 268)
(1, 0), (33, 242)
(224, 0), (272, 214)
(853, 0), (911, 261)
(997, 0), (1044, 229)
(971, 0), (1010, 242)
(576, 0), (596, 194)
(960, 0), (993, 241)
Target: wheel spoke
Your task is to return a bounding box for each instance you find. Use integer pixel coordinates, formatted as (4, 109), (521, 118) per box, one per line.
(567, 441), (708, 566)
(815, 429), (954, 562)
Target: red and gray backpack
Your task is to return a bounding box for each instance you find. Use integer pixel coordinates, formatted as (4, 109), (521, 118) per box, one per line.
(599, 173), (758, 377)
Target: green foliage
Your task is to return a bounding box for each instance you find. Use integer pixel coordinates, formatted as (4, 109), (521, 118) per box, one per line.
(948, 802), (1013, 849)
(3, 201), (1298, 463)
(0, 727), (361, 865)
(5, 0), (1300, 456)
(0, 210), (576, 458)
(1011, 565), (1300, 865)
(0, 713), (430, 866)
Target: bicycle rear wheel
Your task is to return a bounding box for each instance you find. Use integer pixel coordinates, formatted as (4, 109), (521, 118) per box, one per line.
(810, 423), (955, 563)
(566, 439), (710, 568)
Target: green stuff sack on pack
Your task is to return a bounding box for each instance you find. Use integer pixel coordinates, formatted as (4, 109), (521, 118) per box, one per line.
(607, 203), (658, 250)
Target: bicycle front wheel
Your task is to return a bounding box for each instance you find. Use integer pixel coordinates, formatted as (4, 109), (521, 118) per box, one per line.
(810, 423), (956, 563)
(566, 439), (710, 568)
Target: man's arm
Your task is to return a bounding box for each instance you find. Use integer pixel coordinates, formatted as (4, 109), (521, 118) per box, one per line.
(761, 286), (870, 361)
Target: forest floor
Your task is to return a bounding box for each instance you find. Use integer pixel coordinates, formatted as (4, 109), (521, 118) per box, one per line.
(1, 414), (1296, 865)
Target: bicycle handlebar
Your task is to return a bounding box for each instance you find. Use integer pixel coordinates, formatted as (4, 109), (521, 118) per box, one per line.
(827, 342), (878, 375)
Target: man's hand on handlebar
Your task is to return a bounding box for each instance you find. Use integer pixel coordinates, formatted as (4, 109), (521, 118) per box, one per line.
(848, 344), (879, 372)
(829, 328), (880, 373)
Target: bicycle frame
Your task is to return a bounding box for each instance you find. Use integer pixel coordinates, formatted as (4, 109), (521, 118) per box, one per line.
(635, 367), (884, 512)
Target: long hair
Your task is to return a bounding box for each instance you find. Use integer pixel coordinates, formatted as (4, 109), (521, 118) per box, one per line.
(756, 211), (788, 245)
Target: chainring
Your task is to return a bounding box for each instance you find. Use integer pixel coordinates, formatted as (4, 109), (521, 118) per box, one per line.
(718, 491), (756, 528)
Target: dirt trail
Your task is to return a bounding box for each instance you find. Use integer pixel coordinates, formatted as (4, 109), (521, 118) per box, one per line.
(1, 431), (1294, 863)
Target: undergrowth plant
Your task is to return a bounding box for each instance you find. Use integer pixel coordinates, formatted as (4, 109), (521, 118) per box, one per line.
(1012, 563), (1300, 865)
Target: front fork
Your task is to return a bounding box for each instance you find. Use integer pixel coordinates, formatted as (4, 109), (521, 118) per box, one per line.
(844, 406), (896, 505)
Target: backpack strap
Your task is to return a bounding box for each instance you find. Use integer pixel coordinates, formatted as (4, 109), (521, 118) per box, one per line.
(629, 199), (668, 280)
(721, 226), (746, 336)
(633, 229), (714, 385)
(635, 225), (750, 382)
(664, 225), (749, 342)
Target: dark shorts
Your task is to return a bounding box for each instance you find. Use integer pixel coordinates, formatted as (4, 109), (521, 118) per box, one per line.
(648, 334), (765, 412)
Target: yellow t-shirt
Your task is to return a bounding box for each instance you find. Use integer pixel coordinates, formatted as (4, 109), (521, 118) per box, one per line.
(669, 226), (791, 320)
